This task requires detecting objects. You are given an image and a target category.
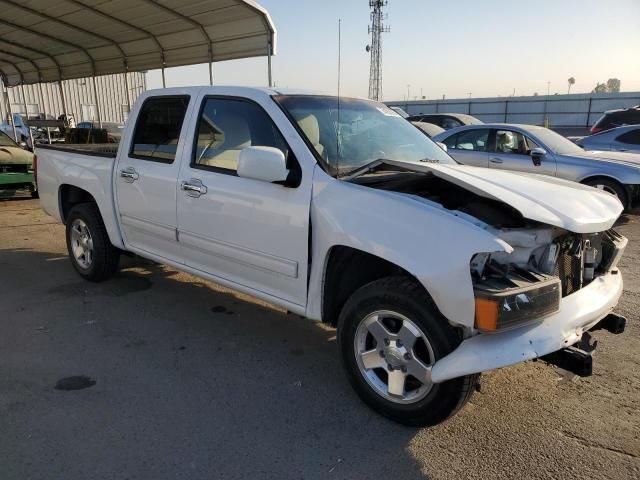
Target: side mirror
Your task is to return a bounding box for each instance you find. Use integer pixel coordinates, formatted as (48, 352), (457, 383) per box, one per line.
(436, 142), (448, 152)
(530, 147), (547, 166)
(237, 146), (289, 183)
(19, 141), (28, 149)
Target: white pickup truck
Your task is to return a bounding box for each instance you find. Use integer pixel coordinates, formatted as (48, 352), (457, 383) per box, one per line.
(38, 86), (628, 426)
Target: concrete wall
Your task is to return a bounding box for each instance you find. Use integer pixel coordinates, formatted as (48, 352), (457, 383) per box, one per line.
(1, 72), (145, 125)
(386, 92), (640, 128)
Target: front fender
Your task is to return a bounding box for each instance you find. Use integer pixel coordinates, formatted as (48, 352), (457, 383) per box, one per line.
(306, 169), (511, 329)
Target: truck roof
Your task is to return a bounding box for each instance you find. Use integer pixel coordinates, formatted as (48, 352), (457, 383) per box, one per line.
(143, 85), (330, 97)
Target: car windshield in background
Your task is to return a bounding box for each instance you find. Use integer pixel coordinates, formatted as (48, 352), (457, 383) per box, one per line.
(0, 131), (18, 147)
(532, 128), (585, 155)
(275, 95), (454, 175)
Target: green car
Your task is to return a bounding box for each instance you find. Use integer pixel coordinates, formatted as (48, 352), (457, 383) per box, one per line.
(0, 130), (36, 196)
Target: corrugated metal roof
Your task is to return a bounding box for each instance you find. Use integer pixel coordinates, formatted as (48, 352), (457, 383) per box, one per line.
(0, 0), (276, 86)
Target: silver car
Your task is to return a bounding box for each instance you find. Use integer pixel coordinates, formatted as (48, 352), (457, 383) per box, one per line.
(576, 125), (640, 153)
(432, 124), (640, 209)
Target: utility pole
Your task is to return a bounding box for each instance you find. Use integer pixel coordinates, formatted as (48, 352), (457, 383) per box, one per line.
(366, 1), (390, 101)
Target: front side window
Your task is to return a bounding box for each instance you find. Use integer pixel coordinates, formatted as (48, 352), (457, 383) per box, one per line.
(130, 96), (189, 163)
(451, 129), (489, 151)
(193, 98), (288, 172)
(494, 130), (529, 155)
(275, 95), (454, 175)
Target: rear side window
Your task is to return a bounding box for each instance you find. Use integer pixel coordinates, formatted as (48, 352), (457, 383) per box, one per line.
(616, 129), (640, 145)
(130, 96), (189, 163)
(449, 129), (490, 151)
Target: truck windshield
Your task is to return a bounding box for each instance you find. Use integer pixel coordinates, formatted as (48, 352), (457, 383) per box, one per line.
(275, 95), (455, 175)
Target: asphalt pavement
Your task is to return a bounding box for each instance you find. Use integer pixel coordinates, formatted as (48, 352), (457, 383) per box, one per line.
(1, 197), (639, 480)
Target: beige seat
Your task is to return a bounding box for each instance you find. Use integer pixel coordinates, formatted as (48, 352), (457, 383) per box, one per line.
(297, 114), (324, 157)
(198, 114), (252, 170)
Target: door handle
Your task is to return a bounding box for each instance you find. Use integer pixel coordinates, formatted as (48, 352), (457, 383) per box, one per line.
(120, 167), (139, 183)
(181, 179), (207, 198)
(489, 157), (504, 164)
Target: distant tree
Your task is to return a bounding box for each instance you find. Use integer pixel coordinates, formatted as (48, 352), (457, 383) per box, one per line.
(592, 82), (607, 93)
(592, 78), (621, 93)
(567, 77), (575, 94)
(606, 78), (621, 93)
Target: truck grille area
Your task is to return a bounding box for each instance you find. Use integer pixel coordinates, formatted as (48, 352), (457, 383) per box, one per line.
(550, 230), (623, 297)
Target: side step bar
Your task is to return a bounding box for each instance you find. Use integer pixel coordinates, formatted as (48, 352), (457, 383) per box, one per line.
(540, 313), (627, 377)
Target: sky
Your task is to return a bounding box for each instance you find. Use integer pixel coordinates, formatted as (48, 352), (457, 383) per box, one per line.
(146, 0), (640, 101)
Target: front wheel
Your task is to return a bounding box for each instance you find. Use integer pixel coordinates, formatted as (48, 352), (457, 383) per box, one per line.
(65, 203), (120, 282)
(337, 276), (478, 427)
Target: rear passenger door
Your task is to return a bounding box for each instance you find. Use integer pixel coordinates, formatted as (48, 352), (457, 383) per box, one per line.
(176, 96), (311, 307)
(114, 95), (191, 262)
(442, 128), (490, 167)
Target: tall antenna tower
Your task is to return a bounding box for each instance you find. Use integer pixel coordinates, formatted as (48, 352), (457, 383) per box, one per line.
(366, 0), (390, 101)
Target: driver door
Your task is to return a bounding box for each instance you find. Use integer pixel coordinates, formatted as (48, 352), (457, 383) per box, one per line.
(176, 96), (311, 307)
(489, 129), (556, 175)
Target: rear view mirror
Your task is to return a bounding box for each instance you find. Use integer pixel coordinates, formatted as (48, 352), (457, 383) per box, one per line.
(237, 146), (289, 183)
(530, 147), (547, 166)
(436, 142), (448, 152)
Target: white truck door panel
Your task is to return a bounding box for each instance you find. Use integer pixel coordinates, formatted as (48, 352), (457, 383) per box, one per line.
(176, 96), (311, 306)
(115, 95), (191, 262)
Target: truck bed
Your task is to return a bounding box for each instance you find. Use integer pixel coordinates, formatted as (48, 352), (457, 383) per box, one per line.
(37, 143), (118, 158)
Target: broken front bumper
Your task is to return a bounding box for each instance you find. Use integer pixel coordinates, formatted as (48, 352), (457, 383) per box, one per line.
(430, 270), (624, 383)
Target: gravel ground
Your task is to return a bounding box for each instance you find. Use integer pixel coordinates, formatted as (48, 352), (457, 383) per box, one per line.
(1, 198), (638, 480)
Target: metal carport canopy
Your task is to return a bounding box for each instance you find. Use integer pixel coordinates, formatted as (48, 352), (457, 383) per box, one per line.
(0, 0), (277, 87)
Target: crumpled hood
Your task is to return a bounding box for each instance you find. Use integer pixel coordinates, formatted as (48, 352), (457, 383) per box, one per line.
(574, 150), (640, 168)
(383, 160), (623, 233)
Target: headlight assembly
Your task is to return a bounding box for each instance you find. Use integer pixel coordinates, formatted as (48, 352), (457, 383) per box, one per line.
(472, 256), (561, 333)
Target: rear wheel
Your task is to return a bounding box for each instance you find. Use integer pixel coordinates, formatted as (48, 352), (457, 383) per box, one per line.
(584, 178), (628, 208)
(65, 203), (119, 281)
(337, 276), (478, 427)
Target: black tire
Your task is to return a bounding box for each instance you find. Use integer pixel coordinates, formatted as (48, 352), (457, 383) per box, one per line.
(583, 178), (628, 209)
(65, 202), (120, 282)
(337, 276), (478, 427)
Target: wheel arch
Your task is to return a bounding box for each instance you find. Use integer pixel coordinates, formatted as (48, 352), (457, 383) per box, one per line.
(58, 183), (125, 249)
(59, 184), (97, 223)
(321, 245), (429, 327)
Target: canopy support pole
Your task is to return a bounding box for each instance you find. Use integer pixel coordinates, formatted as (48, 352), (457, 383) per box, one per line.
(37, 82), (51, 144)
(58, 80), (68, 124)
(5, 85), (18, 142)
(267, 38), (273, 87)
(124, 71), (131, 118)
(20, 84), (35, 150)
(92, 76), (103, 129)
